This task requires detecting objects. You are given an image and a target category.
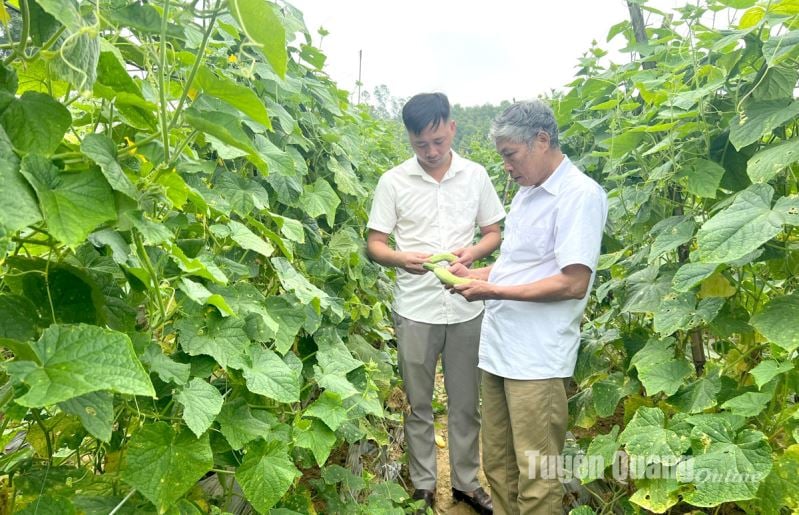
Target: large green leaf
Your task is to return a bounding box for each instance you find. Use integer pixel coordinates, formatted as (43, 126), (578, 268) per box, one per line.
(747, 138), (799, 183)
(668, 373), (721, 414)
(730, 100), (799, 150)
(228, 220), (274, 259)
(196, 66), (271, 129)
(176, 378), (223, 437)
(271, 257), (330, 307)
(122, 423), (213, 511)
(696, 184), (783, 264)
(749, 360), (794, 389)
(678, 159), (725, 199)
(756, 444), (799, 514)
(649, 216), (695, 262)
(19, 155), (116, 247)
(217, 399), (273, 450)
(300, 178), (340, 227)
(672, 262), (718, 292)
(622, 266), (673, 313)
(750, 294), (799, 352)
(0, 294), (40, 341)
(630, 478), (680, 513)
(81, 134), (137, 198)
(178, 277), (235, 316)
(774, 195), (799, 226)
(578, 426), (619, 483)
(618, 407), (686, 464)
(720, 391), (772, 417)
(264, 296), (305, 354)
(184, 106), (257, 155)
(5, 324), (154, 407)
(240, 346), (301, 403)
(236, 441), (300, 512)
(304, 391), (348, 431)
(50, 30), (100, 91)
(0, 127), (42, 232)
(141, 344), (191, 386)
(631, 338), (693, 396)
(0, 92), (71, 155)
(293, 418), (336, 467)
(58, 391), (113, 442)
(226, 0), (286, 77)
(175, 315), (249, 370)
(679, 425), (771, 506)
(653, 293), (724, 336)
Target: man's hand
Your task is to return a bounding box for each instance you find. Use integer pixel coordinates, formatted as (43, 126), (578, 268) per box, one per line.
(448, 279), (496, 301)
(397, 252), (432, 275)
(452, 247), (477, 267)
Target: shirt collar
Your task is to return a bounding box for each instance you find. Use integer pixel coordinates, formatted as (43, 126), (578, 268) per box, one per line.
(406, 150), (466, 179)
(538, 155), (570, 196)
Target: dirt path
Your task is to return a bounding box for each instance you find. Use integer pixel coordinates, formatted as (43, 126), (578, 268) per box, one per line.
(431, 365), (489, 514)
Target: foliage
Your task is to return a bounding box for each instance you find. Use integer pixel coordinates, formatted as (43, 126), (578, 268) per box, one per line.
(0, 0), (413, 512)
(553, 0), (799, 512)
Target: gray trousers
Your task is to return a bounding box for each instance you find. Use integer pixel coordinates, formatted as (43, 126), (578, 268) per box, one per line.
(393, 312), (483, 491)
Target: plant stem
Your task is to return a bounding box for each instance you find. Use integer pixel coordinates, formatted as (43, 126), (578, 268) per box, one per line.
(170, 0), (223, 130)
(3, 0), (30, 65)
(159, 0), (172, 163)
(109, 489), (136, 515)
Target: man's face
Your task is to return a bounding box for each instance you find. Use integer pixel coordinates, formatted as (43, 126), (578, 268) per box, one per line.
(408, 120), (456, 171)
(496, 136), (549, 187)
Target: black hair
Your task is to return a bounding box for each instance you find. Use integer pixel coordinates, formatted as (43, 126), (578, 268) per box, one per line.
(401, 92), (450, 135)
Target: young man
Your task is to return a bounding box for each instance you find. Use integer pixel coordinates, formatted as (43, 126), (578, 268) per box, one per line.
(449, 100), (608, 515)
(367, 92), (504, 514)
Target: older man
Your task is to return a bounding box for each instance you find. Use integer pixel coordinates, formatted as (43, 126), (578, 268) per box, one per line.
(450, 100), (608, 515)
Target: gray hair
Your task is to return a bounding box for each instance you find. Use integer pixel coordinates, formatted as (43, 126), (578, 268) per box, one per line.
(490, 100), (559, 148)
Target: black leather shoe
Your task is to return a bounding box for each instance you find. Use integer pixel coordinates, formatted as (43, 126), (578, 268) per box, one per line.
(411, 489), (435, 514)
(452, 486), (493, 514)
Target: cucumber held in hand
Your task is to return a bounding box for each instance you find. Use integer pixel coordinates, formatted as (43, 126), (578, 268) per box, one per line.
(426, 252), (458, 264)
(422, 263), (473, 286)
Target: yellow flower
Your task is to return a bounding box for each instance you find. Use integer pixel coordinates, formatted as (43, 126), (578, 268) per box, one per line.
(228, 54), (238, 64)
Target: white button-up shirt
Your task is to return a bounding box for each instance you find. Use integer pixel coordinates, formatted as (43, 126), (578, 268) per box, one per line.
(368, 151), (506, 324)
(480, 156), (607, 379)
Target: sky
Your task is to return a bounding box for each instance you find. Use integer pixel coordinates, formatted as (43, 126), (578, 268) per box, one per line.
(287, 0), (684, 107)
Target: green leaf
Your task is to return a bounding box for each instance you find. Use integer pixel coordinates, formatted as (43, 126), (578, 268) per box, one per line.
(176, 378), (223, 437)
(271, 214), (305, 243)
(271, 257), (330, 307)
(329, 157), (366, 197)
(304, 391), (348, 431)
(672, 262), (719, 292)
(217, 399), (273, 450)
(749, 360), (794, 390)
(122, 423), (213, 512)
(679, 428), (771, 506)
(0, 294), (40, 341)
(747, 138), (799, 183)
(196, 66), (271, 129)
(618, 407), (686, 464)
(630, 478), (680, 513)
(35, 0), (81, 29)
(774, 195), (799, 226)
(730, 100), (799, 150)
(141, 344), (191, 386)
(176, 315), (249, 370)
(213, 173), (269, 216)
(668, 374), (721, 414)
(81, 134), (137, 198)
(696, 184), (783, 264)
(762, 30), (799, 66)
(178, 277), (235, 316)
(265, 296), (305, 354)
(752, 66), (798, 101)
(638, 357), (693, 397)
(678, 159), (725, 199)
(293, 418), (336, 466)
(20, 155), (116, 247)
(6, 324), (154, 407)
(649, 216), (695, 262)
(16, 494), (77, 514)
(721, 391), (772, 417)
(168, 245), (228, 284)
(750, 294), (799, 352)
(50, 30), (100, 91)
(0, 127), (42, 232)
(592, 374), (624, 417)
(241, 346), (301, 403)
(757, 444), (799, 514)
(622, 266), (673, 313)
(229, 220), (274, 258)
(578, 426), (619, 483)
(0, 92), (71, 155)
(654, 293), (724, 336)
(184, 106), (257, 155)
(300, 178), (340, 227)
(58, 391), (113, 442)
(226, 0), (286, 77)
(236, 441), (300, 512)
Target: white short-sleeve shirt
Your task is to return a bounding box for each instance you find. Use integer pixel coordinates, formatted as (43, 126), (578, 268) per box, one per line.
(367, 151), (506, 324)
(479, 156), (608, 379)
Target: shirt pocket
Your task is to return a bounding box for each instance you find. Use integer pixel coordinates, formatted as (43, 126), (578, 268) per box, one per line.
(507, 222), (551, 262)
(442, 196), (478, 230)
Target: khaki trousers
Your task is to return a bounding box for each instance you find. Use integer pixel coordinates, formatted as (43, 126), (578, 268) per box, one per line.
(393, 312), (483, 491)
(481, 371), (567, 515)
